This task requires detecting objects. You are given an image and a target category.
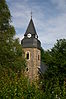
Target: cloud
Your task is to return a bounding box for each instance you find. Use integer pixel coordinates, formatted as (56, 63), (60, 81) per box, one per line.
(50, 0), (66, 7)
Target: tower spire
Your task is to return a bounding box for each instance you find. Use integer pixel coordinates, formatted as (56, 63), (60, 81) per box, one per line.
(31, 11), (32, 19)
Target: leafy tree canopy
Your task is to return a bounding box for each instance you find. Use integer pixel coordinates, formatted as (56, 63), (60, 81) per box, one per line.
(40, 39), (66, 99)
(0, 0), (26, 73)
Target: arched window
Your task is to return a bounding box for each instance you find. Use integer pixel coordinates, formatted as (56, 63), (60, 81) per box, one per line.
(25, 51), (30, 60)
(26, 67), (28, 71)
(26, 52), (29, 59)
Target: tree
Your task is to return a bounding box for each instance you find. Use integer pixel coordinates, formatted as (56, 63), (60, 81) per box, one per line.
(40, 39), (66, 99)
(0, 0), (27, 98)
(0, 0), (26, 73)
(41, 47), (52, 65)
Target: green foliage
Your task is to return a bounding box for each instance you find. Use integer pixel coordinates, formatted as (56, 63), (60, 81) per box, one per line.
(40, 39), (66, 99)
(41, 48), (52, 65)
(0, 69), (44, 99)
(0, 0), (26, 72)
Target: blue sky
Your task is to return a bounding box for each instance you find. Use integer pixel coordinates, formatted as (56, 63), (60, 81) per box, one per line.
(6, 0), (66, 50)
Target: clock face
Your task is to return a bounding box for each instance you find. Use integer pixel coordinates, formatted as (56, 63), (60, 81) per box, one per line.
(27, 33), (31, 38)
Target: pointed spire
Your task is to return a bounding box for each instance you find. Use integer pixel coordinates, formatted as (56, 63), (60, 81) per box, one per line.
(24, 17), (37, 36)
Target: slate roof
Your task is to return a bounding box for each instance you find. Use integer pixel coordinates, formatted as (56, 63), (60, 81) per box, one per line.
(40, 62), (47, 74)
(24, 18), (37, 36)
(21, 37), (41, 49)
(21, 18), (41, 49)
(38, 62), (47, 74)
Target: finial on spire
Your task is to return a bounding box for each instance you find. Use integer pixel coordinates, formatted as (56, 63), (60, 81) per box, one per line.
(31, 11), (32, 19)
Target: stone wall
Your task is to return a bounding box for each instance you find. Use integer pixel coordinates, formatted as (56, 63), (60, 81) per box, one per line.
(23, 48), (41, 81)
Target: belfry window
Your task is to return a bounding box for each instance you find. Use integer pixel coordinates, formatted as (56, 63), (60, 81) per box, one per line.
(25, 51), (30, 60)
(27, 52), (29, 59)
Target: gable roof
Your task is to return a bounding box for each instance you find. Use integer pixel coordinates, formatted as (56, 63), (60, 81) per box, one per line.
(24, 18), (37, 36)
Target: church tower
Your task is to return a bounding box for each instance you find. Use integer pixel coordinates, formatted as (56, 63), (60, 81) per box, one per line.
(21, 17), (41, 81)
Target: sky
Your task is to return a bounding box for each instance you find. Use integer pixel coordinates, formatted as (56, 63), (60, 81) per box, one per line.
(6, 0), (66, 50)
